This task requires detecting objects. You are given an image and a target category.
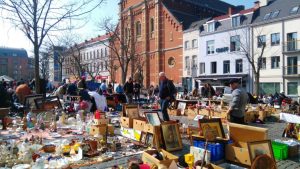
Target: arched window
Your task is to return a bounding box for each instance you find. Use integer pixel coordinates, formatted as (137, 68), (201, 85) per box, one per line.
(150, 18), (154, 32)
(136, 21), (141, 37)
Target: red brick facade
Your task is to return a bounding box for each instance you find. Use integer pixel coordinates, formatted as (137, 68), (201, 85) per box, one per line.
(116, 0), (233, 87)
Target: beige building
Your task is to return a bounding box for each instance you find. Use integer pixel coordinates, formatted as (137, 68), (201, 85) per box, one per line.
(252, 0), (300, 98)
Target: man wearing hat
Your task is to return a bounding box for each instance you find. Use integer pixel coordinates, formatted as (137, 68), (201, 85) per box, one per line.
(227, 78), (248, 124)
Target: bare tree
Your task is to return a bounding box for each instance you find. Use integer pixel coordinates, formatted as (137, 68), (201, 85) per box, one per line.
(228, 27), (267, 95)
(0, 0), (105, 93)
(99, 17), (142, 84)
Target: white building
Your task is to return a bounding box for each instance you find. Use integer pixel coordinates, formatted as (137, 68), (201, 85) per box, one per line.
(48, 46), (65, 84)
(251, 0), (300, 98)
(194, 6), (256, 93)
(63, 34), (110, 82)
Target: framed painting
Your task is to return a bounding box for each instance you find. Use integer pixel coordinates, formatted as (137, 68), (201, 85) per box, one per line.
(248, 140), (275, 163)
(35, 96), (62, 110)
(140, 132), (147, 145)
(144, 112), (161, 126)
(161, 122), (183, 151)
(24, 94), (43, 109)
(122, 104), (139, 118)
(145, 133), (154, 147)
(198, 118), (225, 139)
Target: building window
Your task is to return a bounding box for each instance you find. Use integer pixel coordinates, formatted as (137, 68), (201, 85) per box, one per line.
(90, 51), (92, 59)
(271, 33), (280, 46)
(184, 41), (190, 50)
(258, 57), (266, 69)
(101, 49), (103, 58)
(211, 62), (217, 74)
(192, 55), (197, 68)
(105, 61), (108, 70)
(230, 35), (240, 52)
(236, 59), (243, 73)
(100, 62), (103, 71)
(192, 39), (198, 48)
(271, 10), (280, 18)
(257, 35), (266, 48)
(223, 60), (230, 74)
(208, 22), (215, 32)
(199, 62), (205, 74)
(168, 57), (175, 67)
(271, 56), (280, 69)
(105, 48), (107, 56)
(232, 16), (240, 27)
(150, 18), (155, 38)
(136, 21), (141, 37)
(97, 50), (99, 58)
(288, 82), (298, 95)
(290, 6), (299, 15)
(185, 56), (190, 70)
(260, 83), (280, 95)
(287, 56), (298, 75)
(207, 40), (215, 55)
(287, 32), (297, 51)
(263, 13), (271, 20)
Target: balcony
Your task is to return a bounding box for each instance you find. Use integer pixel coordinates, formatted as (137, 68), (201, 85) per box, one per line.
(283, 40), (300, 54)
(284, 65), (300, 77)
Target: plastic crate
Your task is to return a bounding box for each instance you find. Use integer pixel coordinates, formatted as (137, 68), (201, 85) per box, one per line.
(272, 141), (288, 160)
(193, 140), (224, 162)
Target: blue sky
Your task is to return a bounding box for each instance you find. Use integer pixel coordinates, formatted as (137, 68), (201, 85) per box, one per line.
(0, 0), (257, 54)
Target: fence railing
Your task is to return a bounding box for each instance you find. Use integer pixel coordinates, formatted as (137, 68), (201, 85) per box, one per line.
(284, 65), (300, 76)
(283, 40), (300, 52)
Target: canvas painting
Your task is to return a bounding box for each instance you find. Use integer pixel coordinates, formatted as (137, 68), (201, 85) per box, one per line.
(248, 140), (275, 163)
(161, 122), (183, 151)
(198, 118), (225, 138)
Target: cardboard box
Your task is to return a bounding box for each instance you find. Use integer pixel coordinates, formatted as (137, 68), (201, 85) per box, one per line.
(187, 108), (198, 119)
(244, 111), (258, 123)
(167, 109), (181, 116)
(133, 118), (146, 131)
(142, 149), (178, 168)
(120, 117), (133, 128)
(143, 123), (155, 134)
(89, 124), (107, 136)
(225, 123), (268, 166)
(190, 146), (211, 163)
(258, 111), (266, 121)
(93, 119), (109, 125)
(198, 109), (210, 116)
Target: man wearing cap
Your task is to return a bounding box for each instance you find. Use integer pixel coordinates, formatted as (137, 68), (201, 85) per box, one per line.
(227, 78), (248, 124)
(159, 72), (176, 121)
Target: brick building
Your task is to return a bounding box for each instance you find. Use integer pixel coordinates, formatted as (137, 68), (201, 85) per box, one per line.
(0, 47), (29, 81)
(117, 0), (239, 87)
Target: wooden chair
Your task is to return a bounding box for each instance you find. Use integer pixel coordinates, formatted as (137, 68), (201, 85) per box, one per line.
(0, 108), (10, 130)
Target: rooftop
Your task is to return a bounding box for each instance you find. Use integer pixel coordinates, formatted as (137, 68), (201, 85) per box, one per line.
(0, 47), (28, 58)
(252, 0), (300, 24)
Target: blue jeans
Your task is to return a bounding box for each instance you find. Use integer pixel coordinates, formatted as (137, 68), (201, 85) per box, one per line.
(160, 99), (170, 121)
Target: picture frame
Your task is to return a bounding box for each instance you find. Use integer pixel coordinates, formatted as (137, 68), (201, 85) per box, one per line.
(177, 102), (186, 115)
(126, 107), (139, 119)
(145, 133), (154, 147)
(144, 112), (161, 126)
(140, 132), (147, 144)
(161, 122), (183, 151)
(247, 140), (275, 163)
(122, 104), (139, 117)
(198, 118), (225, 139)
(24, 94), (43, 109)
(34, 96), (62, 110)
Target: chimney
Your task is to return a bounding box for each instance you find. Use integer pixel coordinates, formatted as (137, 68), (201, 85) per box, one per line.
(254, 1), (260, 9)
(228, 7), (233, 15)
